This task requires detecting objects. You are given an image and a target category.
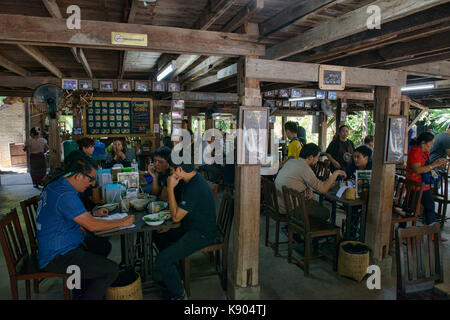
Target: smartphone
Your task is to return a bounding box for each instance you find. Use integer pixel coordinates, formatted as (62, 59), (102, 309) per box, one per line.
(143, 174), (153, 184)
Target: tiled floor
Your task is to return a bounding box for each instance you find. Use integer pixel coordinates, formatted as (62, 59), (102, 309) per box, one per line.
(0, 173), (448, 300)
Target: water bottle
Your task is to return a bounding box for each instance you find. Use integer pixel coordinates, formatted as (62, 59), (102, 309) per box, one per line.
(131, 159), (138, 172)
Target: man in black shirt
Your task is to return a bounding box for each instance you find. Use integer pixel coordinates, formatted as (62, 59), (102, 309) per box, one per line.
(155, 159), (217, 300)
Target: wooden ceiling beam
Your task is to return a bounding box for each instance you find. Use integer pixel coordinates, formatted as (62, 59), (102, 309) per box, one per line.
(329, 31), (450, 68)
(265, 0), (448, 60)
(222, 0), (264, 33)
(245, 58), (406, 87)
(193, 0), (238, 31)
(18, 44), (64, 78)
(41, 0), (93, 78)
(0, 14), (265, 57)
(399, 61), (450, 78)
(181, 56), (228, 83)
(0, 53), (30, 77)
(286, 3), (450, 64)
(172, 91), (238, 103)
(120, 0), (139, 79)
(185, 63), (237, 91)
(259, 0), (336, 39)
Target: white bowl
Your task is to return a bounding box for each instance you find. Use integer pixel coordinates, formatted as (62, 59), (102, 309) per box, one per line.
(142, 213), (165, 226)
(130, 198), (150, 211)
(98, 203), (118, 211)
(147, 201), (168, 213)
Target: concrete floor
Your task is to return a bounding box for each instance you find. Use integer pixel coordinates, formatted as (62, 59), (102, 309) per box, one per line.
(0, 172), (449, 300)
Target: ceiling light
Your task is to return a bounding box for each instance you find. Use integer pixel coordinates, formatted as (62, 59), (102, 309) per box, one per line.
(157, 61), (176, 82)
(288, 97), (316, 102)
(401, 84), (434, 92)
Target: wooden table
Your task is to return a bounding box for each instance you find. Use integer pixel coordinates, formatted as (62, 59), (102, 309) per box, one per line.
(321, 186), (367, 242)
(95, 208), (180, 284)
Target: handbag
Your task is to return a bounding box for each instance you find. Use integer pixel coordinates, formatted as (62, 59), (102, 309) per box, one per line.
(419, 152), (441, 186)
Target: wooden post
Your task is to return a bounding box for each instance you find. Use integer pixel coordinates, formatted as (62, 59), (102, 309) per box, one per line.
(229, 54), (262, 299)
(318, 113), (327, 151)
(154, 105), (160, 151)
(366, 86), (401, 264)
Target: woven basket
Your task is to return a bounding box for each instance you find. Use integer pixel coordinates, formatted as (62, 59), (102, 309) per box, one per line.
(338, 241), (370, 282)
(105, 271), (143, 300)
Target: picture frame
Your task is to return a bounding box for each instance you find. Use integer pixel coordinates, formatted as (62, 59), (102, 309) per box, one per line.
(237, 106), (269, 165)
(316, 90), (326, 99)
(290, 89), (301, 98)
(172, 99), (185, 110)
(328, 91), (338, 100)
(282, 100), (290, 107)
(319, 65), (346, 90)
(62, 79), (78, 90)
(118, 80), (132, 92)
(168, 82), (181, 92)
(278, 89), (289, 98)
(78, 79), (93, 90)
(384, 115), (407, 164)
(99, 80), (114, 92)
(264, 91), (275, 98)
(134, 80), (149, 92)
(171, 110), (184, 121)
(152, 81), (166, 92)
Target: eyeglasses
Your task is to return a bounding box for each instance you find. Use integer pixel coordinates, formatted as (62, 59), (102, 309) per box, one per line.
(82, 173), (96, 183)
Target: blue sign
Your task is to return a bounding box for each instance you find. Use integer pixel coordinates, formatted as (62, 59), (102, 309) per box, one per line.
(316, 91), (325, 99)
(328, 91), (337, 100)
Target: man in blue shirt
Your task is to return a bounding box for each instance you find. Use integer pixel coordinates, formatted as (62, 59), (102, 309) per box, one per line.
(37, 158), (135, 300)
(155, 157), (218, 300)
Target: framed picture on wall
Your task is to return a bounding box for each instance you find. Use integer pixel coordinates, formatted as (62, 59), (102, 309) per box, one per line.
(384, 115), (407, 164)
(79, 79), (92, 90)
(118, 80), (132, 92)
(135, 81), (149, 92)
(62, 79), (78, 90)
(168, 82), (181, 92)
(237, 106), (269, 165)
(152, 81), (166, 92)
(99, 80), (114, 92)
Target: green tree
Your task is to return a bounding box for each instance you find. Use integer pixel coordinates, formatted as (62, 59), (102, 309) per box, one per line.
(424, 109), (450, 134)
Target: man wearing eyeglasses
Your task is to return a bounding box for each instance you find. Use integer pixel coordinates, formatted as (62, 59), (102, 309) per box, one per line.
(36, 158), (135, 300)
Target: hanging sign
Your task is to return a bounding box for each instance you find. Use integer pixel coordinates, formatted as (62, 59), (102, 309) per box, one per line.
(319, 65), (346, 91)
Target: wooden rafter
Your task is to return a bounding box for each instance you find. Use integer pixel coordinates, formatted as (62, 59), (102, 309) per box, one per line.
(222, 0), (264, 33)
(399, 61), (450, 78)
(41, 0), (93, 78)
(265, 0), (448, 60)
(193, 0), (238, 31)
(259, 0), (336, 39)
(181, 56), (228, 83)
(0, 53), (30, 77)
(18, 44), (64, 78)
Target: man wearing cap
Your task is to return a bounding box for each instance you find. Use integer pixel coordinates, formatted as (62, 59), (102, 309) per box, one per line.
(154, 157), (218, 300)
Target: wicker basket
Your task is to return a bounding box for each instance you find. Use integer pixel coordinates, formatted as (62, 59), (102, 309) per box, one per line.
(105, 271), (143, 300)
(338, 241), (370, 282)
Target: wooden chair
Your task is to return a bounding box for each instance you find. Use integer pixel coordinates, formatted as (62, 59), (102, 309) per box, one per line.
(432, 165), (449, 227)
(19, 195), (41, 293)
(282, 186), (340, 276)
(19, 195), (40, 255)
(206, 180), (219, 204)
(314, 160), (331, 181)
(0, 208), (70, 300)
(183, 193), (234, 297)
(395, 224), (444, 300)
(389, 178), (424, 254)
(262, 177), (288, 256)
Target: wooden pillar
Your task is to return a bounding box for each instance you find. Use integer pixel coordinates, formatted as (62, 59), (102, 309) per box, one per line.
(336, 99), (347, 128)
(229, 54), (261, 299)
(188, 114), (192, 130)
(366, 86), (401, 263)
(318, 113), (327, 151)
(154, 105), (160, 151)
(205, 116), (213, 131)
